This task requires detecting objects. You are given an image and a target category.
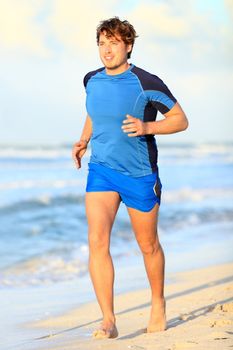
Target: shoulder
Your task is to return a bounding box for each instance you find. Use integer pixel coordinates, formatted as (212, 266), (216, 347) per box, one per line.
(131, 65), (167, 90)
(131, 65), (177, 108)
(83, 67), (105, 88)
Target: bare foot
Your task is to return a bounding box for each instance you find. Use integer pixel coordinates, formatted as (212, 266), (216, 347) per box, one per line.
(147, 297), (166, 332)
(92, 322), (118, 339)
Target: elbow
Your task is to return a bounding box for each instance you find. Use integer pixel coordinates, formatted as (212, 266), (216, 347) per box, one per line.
(179, 115), (189, 131)
(182, 118), (189, 131)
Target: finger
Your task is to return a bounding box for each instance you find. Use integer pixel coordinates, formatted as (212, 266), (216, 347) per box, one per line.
(122, 122), (136, 130)
(73, 154), (81, 167)
(72, 146), (85, 159)
(126, 114), (134, 119)
(122, 127), (137, 133)
(127, 132), (138, 137)
(72, 152), (79, 161)
(124, 116), (134, 122)
(74, 144), (83, 150)
(122, 119), (134, 125)
(122, 122), (137, 129)
(73, 147), (85, 159)
(123, 115), (135, 123)
(75, 158), (81, 168)
(73, 157), (79, 167)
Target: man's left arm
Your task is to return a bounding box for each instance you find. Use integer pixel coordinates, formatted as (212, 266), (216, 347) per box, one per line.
(122, 102), (188, 137)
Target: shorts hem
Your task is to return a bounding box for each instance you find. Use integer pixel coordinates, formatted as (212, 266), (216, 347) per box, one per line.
(125, 200), (161, 212)
(86, 189), (119, 193)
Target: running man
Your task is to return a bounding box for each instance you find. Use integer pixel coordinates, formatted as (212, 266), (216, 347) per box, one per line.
(72, 17), (188, 339)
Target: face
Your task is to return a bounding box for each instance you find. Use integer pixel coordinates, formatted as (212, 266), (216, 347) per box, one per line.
(98, 32), (132, 75)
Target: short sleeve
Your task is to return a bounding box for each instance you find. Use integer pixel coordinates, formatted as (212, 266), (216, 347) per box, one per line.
(131, 66), (177, 114)
(147, 78), (177, 114)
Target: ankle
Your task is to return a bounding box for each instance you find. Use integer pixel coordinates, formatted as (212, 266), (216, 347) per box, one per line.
(103, 314), (116, 324)
(151, 296), (165, 304)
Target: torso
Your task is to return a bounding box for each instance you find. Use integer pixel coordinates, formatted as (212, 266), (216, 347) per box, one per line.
(84, 64), (176, 177)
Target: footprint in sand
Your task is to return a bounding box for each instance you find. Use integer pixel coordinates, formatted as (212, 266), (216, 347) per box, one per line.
(208, 302), (233, 327)
(210, 319), (233, 327)
(213, 302), (233, 313)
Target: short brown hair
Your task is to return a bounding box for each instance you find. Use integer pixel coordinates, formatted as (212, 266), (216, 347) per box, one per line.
(96, 17), (138, 59)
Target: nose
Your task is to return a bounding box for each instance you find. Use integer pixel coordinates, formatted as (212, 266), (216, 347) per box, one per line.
(105, 45), (111, 53)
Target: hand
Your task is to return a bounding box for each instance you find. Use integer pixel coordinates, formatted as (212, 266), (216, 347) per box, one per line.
(121, 114), (148, 137)
(72, 140), (88, 169)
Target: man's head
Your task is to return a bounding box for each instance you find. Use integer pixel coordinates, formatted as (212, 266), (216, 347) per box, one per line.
(96, 17), (138, 59)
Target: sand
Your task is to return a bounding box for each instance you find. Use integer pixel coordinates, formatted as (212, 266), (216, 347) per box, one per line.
(24, 262), (233, 350)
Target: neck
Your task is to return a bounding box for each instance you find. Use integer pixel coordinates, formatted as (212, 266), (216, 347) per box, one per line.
(105, 62), (130, 75)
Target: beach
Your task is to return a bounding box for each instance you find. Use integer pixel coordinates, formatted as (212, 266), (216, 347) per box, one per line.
(0, 143), (233, 349)
(0, 1), (232, 348)
(8, 262), (233, 350)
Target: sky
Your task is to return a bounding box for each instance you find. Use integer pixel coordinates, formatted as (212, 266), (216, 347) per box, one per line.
(0, 0), (232, 146)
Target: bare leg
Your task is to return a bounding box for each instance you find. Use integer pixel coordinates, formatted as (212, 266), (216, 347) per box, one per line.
(127, 204), (166, 332)
(85, 191), (121, 338)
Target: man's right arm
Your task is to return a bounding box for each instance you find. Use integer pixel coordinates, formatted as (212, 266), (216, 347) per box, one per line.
(72, 115), (92, 169)
(79, 114), (92, 144)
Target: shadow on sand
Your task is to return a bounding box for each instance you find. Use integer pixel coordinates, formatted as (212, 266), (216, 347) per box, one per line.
(33, 274), (233, 341)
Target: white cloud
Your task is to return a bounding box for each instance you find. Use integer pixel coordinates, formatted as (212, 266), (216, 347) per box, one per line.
(0, 0), (231, 69)
(128, 0), (232, 71)
(129, 2), (190, 39)
(47, 0), (119, 55)
(0, 0), (50, 57)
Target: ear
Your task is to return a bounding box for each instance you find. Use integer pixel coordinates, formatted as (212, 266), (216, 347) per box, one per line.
(127, 44), (133, 53)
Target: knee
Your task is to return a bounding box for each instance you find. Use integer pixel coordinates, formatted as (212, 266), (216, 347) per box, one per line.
(138, 238), (160, 256)
(88, 231), (109, 253)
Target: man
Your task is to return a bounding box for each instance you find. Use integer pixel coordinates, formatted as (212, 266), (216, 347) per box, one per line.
(72, 17), (188, 339)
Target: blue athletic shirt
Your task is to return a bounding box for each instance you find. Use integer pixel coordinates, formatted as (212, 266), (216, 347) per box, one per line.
(84, 64), (177, 177)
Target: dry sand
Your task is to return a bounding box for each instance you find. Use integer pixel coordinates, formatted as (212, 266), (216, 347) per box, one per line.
(26, 262), (233, 350)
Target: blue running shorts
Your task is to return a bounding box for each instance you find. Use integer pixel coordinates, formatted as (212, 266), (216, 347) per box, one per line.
(86, 162), (162, 212)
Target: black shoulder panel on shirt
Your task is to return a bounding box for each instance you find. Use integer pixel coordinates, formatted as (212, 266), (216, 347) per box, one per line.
(131, 66), (176, 102)
(83, 67), (105, 88)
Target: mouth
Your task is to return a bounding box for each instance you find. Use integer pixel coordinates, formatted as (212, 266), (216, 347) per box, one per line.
(104, 56), (113, 61)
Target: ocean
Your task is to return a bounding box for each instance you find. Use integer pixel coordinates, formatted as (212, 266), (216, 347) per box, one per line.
(0, 142), (233, 289)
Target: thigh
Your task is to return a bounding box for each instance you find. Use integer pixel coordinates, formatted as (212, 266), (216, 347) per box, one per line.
(85, 191), (121, 238)
(127, 204), (160, 243)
